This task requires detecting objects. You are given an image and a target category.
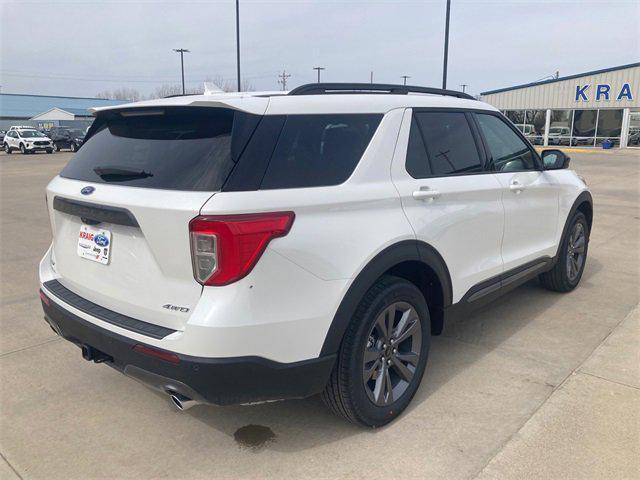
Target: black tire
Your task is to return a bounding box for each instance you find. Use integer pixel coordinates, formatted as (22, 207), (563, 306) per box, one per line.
(54, 143), (61, 152)
(70, 142), (77, 152)
(46, 149), (53, 154)
(539, 211), (589, 292)
(20, 144), (27, 155)
(3, 143), (10, 154)
(322, 275), (431, 427)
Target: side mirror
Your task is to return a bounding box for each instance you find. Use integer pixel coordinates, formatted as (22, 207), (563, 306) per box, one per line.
(542, 149), (570, 170)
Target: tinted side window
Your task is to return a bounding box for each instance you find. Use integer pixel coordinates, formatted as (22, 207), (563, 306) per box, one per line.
(475, 114), (537, 172)
(415, 112), (482, 176)
(260, 114), (382, 189)
(405, 116), (431, 178)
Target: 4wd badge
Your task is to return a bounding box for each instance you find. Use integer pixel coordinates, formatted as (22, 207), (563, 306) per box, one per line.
(162, 304), (190, 313)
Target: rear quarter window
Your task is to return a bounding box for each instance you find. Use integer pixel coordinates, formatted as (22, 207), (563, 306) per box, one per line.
(259, 114), (383, 189)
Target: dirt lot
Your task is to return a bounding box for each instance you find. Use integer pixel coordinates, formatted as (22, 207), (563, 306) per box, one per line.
(1, 149), (638, 480)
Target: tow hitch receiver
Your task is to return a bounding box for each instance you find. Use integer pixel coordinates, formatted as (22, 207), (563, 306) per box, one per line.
(81, 345), (112, 363)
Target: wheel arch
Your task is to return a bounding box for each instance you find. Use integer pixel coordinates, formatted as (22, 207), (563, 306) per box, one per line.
(555, 190), (593, 259)
(576, 196), (593, 233)
(319, 240), (452, 357)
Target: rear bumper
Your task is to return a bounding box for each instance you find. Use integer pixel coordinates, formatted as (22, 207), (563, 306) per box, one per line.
(40, 288), (335, 406)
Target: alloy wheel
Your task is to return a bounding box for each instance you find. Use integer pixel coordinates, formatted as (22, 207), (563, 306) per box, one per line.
(566, 222), (586, 282)
(363, 301), (422, 406)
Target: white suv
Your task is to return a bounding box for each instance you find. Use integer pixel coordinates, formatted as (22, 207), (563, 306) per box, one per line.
(4, 127), (53, 154)
(39, 83), (592, 427)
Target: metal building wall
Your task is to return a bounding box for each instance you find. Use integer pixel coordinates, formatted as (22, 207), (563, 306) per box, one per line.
(480, 65), (639, 110)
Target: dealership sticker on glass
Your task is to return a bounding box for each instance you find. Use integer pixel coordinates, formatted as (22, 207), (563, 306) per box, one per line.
(77, 225), (111, 265)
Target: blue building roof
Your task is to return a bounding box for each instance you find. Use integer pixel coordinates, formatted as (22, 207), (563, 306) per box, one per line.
(0, 93), (126, 118)
(481, 62), (640, 96)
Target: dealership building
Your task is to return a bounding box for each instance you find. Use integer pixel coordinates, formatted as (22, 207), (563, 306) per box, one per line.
(0, 93), (125, 131)
(480, 62), (639, 149)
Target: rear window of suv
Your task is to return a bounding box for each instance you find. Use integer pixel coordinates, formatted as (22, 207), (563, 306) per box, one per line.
(61, 108), (382, 192)
(60, 108), (258, 191)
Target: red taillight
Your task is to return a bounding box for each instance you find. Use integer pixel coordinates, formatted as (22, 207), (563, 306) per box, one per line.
(39, 290), (50, 306)
(189, 211), (295, 286)
(133, 344), (180, 364)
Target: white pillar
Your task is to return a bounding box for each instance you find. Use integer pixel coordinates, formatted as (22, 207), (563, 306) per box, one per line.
(543, 109), (551, 147)
(620, 108), (631, 149)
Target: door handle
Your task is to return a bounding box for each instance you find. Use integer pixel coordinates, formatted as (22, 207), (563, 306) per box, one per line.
(509, 180), (525, 193)
(413, 187), (440, 201)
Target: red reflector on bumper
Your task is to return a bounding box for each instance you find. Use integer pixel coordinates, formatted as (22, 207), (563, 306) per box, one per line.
(133, 344), (180, 364)
(39, 290), (50, 306)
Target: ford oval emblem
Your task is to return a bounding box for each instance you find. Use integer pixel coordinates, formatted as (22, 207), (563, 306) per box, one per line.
(81, 186), (95, 195)
(94, 234), (109, 247)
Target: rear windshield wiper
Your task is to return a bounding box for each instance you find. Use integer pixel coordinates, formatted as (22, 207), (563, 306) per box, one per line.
(93, 166), (153, 181)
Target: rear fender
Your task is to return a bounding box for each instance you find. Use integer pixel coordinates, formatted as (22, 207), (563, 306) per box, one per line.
(319, 240), (452, 356)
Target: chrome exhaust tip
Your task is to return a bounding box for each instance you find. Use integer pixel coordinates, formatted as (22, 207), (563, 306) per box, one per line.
(169, 392), (198, 411)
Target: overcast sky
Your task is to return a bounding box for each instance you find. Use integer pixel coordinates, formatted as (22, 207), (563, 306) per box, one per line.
(1, 0), (638, 98)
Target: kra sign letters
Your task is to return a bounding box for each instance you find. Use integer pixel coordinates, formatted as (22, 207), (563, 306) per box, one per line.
(575, 83), (634, 102)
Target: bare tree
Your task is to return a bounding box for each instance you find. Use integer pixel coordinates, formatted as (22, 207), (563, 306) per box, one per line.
(95, 87), (142, 101)
(149, 84), (182, 98)
(98, 77), (256, 102)
(205, 76), (235, 92)
(241, 79), (254, 92)
(148, 83), (205, 99)
(204, 76), (254, 93)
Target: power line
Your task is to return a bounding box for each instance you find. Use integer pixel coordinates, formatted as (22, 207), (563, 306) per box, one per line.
(0, 69), (281, 82)
(277, 70), (291, 91)
(459, 83), (468, 92)
(313, 66), (325, 83)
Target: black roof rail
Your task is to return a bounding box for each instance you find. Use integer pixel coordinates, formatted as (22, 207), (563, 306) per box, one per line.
(288, 83), (475, 100)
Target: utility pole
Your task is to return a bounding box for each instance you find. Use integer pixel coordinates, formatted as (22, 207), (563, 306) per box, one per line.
(313, 66), (325, 83)
(459, 83), (468, 93)
(401, 75), (411, 86)
(370, 71), (374, 84)
(442, 0), (451, 89)
(277, 70), (291, 91)
(173, 48), (190, 95)
(235, 0), (241, 91)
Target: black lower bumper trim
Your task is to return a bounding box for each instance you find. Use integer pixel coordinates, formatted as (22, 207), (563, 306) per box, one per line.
(43, 279), (176, 339)
(40, 290), (336, 406)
